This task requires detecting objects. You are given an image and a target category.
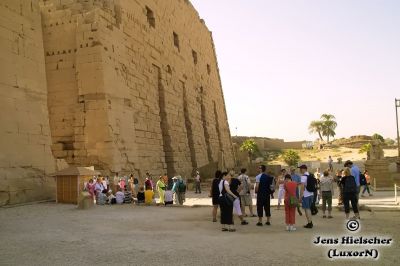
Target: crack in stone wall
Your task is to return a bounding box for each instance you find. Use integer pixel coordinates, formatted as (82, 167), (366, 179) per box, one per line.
(200, 91), (213, 163)
(182, 81), (198, 171)
(0, 0), (55, 206)
(154, 64), (176, 177)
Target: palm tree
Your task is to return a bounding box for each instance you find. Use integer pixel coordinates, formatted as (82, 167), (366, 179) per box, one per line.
(320, 114), (337, 143)
(309, 120), (324, 141)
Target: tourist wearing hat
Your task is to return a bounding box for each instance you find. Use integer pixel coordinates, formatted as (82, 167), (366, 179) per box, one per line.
(156, 175), (166, 205)
(172, 176), (186, 205)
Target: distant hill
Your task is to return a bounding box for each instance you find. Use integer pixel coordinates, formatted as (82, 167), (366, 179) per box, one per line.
(330, 135), (372, 148)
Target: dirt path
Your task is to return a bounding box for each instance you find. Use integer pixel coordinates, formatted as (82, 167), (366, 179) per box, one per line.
(0, 203), (398, 265)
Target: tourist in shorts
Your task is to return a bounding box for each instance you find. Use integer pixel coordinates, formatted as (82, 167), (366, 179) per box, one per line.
(238, 168), (256, 217)
(230, 171), (248, 225)
(210, 170), (222, 222)
(299, 165), (314, 229)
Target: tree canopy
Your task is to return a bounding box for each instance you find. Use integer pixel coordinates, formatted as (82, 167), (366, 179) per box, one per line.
(309, 114), (337, 142)
(240, 139), (259, 162)
(372, 133), (384, 143)
(282, 149), (301, 167)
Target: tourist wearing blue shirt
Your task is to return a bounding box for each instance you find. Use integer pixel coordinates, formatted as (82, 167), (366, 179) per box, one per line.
(345, 160), (361, 200)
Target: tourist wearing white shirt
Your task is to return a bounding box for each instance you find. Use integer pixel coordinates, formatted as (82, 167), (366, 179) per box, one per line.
(299, 165), (314, 229)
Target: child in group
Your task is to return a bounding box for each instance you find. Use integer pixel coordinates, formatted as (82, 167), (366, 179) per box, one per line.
(137, 187), (145, 204)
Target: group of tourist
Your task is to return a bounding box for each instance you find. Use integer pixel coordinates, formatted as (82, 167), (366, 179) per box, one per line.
(85, 172), (187, 206)
(84, 158), (371, 232)
(211, 160), (371, 232)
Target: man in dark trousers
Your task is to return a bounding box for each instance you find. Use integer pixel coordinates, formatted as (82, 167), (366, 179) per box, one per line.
(255, 165), (274, 226)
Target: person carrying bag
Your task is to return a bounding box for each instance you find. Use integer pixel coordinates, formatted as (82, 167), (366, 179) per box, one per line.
(218, 172), (237, 232)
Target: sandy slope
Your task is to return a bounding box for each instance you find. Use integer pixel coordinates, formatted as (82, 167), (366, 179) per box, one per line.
(270, 147), (398, 166)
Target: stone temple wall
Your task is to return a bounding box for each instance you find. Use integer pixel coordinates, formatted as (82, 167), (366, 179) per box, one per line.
(0, 0), (234, 205)
(0, 0), (55, 206)
(41, 0), (234, 178)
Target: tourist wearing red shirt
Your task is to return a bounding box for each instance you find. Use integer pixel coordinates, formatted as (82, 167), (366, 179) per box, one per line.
(284, 174), (298, 231)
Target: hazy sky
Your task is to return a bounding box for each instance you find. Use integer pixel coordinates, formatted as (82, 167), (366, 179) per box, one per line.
(190, 0), (400, 141)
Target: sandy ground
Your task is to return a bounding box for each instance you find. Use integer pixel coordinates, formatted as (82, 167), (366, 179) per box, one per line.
(0, 200), (399, 266)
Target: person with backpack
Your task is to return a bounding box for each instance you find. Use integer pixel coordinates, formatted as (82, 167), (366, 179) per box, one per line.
(230, 171), (249, 225)
(237, 168), (256, 217)
(311, 174), (320, 216)
(255, 165), (274, 226)
(172, 176), (186, 205)
(340, 167), (360, 219)
(299, 164), (315, 229)
(344, 160), (361, 201)
(361, 170), (373, 197)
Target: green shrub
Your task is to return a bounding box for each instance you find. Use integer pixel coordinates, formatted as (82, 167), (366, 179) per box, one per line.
(282, 149), (301, 167)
